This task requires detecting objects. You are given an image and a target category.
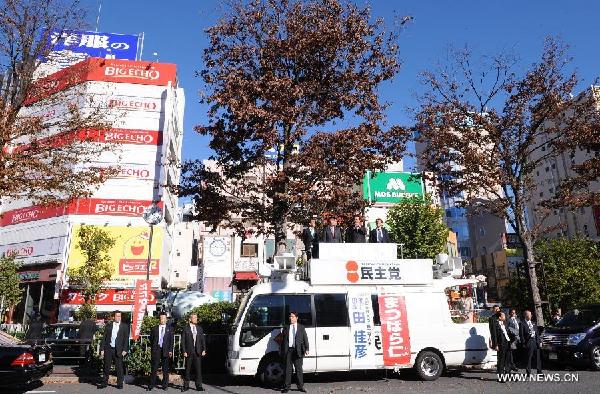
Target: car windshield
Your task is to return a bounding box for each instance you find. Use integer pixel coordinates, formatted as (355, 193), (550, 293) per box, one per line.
(43, 326), (80, 339)
(556, 309), (600, 328)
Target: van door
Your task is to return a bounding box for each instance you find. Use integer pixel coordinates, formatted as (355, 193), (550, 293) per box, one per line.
(314, 293), (350, 371)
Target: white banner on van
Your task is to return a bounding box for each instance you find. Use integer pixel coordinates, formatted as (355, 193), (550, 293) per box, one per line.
(347, 291), (378, 368)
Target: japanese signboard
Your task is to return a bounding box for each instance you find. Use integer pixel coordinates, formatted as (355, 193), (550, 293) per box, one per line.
(131, 279), (152, 340)
(363, 171), (424, 206)
(310, 259), (433, 285)
(378, 292), (411, 366)
(60, 288), (157, 305)
(348, 291), (377, 368)
(233, 258), (259, 272)
(202, 236), (232, 278)
(67, 225), (163, 288)
(48, 30), (140, 60)
(1, 199), (164, 226)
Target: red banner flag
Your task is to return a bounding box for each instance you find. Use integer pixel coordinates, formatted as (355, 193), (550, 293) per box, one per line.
(378, 294), (411, 366)
(131, 279), (152, 340)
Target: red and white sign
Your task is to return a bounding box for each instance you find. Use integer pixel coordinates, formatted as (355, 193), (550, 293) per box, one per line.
(25, 58), (177, 105)
(0, 199), (164, 226)
(60, 288), (157, 305)
(0, 236), (67, 265)
(119, 259), (159, 275)
(378, 293), (411, 366)
(131, 279), (152, 340)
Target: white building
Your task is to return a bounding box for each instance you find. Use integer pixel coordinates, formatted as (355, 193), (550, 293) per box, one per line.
(0, 58), (184, 323)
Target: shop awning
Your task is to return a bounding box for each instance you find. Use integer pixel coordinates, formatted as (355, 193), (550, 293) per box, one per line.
(234, 272), (259, 281)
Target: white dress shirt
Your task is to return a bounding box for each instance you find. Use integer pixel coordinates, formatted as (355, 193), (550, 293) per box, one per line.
(499, 321), (510, 342)
(158, 324), (166, 347)
(288, 323), (297, 348)
(110, 322), (119, 347)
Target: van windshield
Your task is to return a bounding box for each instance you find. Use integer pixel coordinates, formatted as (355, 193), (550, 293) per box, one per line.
(555, 309), (600, 328)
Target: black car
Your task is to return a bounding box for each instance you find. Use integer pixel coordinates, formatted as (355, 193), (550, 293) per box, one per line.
(0, 333), (53, 387)
(541, 304), (600, 370)
(29, 323), (93, 364)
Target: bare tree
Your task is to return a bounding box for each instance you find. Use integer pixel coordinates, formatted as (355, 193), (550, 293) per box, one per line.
(0, 0), (116, 209)
(414, 38), (600, 325)
(180, 0), (408, 242)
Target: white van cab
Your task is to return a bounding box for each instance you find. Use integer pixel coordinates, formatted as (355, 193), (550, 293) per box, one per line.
(226, 243), (496, 385)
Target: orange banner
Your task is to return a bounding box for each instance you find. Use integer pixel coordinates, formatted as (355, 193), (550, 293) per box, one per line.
(131, 279), (152, 340)
(378, 294), (411, 366)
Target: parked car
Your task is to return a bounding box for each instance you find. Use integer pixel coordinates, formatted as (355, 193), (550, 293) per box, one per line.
(541, 304), (600, 370)
(26, 323), (93, 364)
(0, 331), (53, 387)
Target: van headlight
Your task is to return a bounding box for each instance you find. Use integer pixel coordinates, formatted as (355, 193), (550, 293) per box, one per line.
(567, 333), (586, 346)
(228, 350), (239, 360)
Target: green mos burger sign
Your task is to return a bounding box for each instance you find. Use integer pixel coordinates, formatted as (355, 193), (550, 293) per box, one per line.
(363, 171), (424, 205)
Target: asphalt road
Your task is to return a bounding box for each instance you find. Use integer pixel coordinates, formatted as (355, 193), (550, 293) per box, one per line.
(10, 369), (600, 394)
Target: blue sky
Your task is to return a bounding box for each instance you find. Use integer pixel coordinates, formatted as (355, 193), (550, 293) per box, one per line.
(87, 0), (600, 170)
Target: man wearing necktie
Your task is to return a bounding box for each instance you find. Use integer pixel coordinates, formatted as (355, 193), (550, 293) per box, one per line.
(149, 311), (174, 390)
(302, 217), (320, 259)
(181, 313), (206, 391)
(280, 312), (309, 393)
(519, 310), (542, 375)
(321, 216), (342, 243)
(507, 309), (521, 372)
(491, 311), (511, 381)
(99, 310), (129, 389)
(368, 218), (391, 243)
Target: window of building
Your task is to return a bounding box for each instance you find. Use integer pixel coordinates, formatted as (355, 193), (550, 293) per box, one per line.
(241, 243), (258, 257)
(536, 170), (540, 176)
(315, 294), (348, 327)
(545, 166), (549, 172)
(551, 163), (556, 169)
(540, 192), (544, 198)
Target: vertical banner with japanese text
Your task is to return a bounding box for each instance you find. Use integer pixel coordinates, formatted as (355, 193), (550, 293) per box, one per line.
(131, 279), (152, 340)
(378, 292), (411, 366)
(347, 291), (377, 368)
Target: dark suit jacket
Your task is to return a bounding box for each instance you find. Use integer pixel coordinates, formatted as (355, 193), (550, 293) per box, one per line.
(101, 322), (130, 355)
(181, 324), (206, 357)
(519, 319), (540, 345)
(488, 315), (498, 346)
(302, 227), (319, 256)
(279, 323), (309, 358)
(321, 226), (343, 243)
(78, 319), (97, 341)
(345, 226), (368, 243)
(491, 320), (510, 349)
(150, 324), (175, 357)
(369, 227), (391, 243)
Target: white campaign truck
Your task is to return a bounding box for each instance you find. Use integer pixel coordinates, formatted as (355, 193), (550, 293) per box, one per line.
(225, 244), (496, 385)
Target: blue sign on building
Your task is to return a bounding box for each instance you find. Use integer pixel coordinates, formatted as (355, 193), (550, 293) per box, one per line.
(48, 30), (140, 60)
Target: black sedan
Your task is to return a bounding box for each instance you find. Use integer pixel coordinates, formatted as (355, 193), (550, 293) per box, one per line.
(28, 323), (94, 364)
(0, 333), (53, 387)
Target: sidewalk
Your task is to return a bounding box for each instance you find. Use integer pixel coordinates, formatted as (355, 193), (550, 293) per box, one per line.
(42, 365), (187, 385)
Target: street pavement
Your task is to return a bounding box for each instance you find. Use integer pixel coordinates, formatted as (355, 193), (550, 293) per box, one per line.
(10, 369), (600, 394)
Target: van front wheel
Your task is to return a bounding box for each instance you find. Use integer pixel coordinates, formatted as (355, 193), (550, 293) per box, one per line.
(415, 351), (443, 381)
(258, 355), (285, 387)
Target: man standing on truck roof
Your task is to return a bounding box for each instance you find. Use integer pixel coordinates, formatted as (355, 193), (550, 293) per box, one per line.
(369, 218), (391, 243)
(302, 217), (320, 259)
(321, 215), (343, 243)
(280, 311), (309, 393)
(345, 215), (368, 243)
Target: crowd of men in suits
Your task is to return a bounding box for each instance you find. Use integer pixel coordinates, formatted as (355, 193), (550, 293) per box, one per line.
(98, 310), (206, 391)
(488, 306), (544, 382)
(302, 215), (393, 259)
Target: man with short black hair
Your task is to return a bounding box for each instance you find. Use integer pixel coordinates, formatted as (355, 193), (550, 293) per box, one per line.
(520, 310), (542, 376)
(321, 216), (343, 243)
(99, 310), (129, 389)
(181, 312), (206, 392)
(149, 311), (174, 390)
(345, 215), (368, 243)
(491, 311), (511, 381)
(280, 311), (309, 393)
(302, 217), (320, 259)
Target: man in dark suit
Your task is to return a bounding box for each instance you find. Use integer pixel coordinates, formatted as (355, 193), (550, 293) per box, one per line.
(25, 313), (44, 340)
(491, 311), (511, 382)
(321, 216), (343, 243)
(369, 218), (392, 243)
(280, 311), (309, 393)
(99, 310), (129, 389)
(345, 215), (368, 243)
(302, 217), (320, 259)
(181, 312), (206, 392)
(78, 317), (97, 373)
(519, 310), (542, 376)
(148, 311), (174, 390)
(507, 309), (520, 371)
(487, 305), (500, 348)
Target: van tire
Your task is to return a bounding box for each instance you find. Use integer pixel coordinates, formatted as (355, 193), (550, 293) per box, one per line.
(415, 351), (443, 381)
(591, 346), (600, 371)
(257, 354), (285, 387)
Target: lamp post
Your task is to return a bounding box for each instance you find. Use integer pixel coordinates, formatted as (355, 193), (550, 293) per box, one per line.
(142, 203), (163, 281)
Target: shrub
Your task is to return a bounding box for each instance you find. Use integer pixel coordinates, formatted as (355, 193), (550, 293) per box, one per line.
(176, 301), (239, 334)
